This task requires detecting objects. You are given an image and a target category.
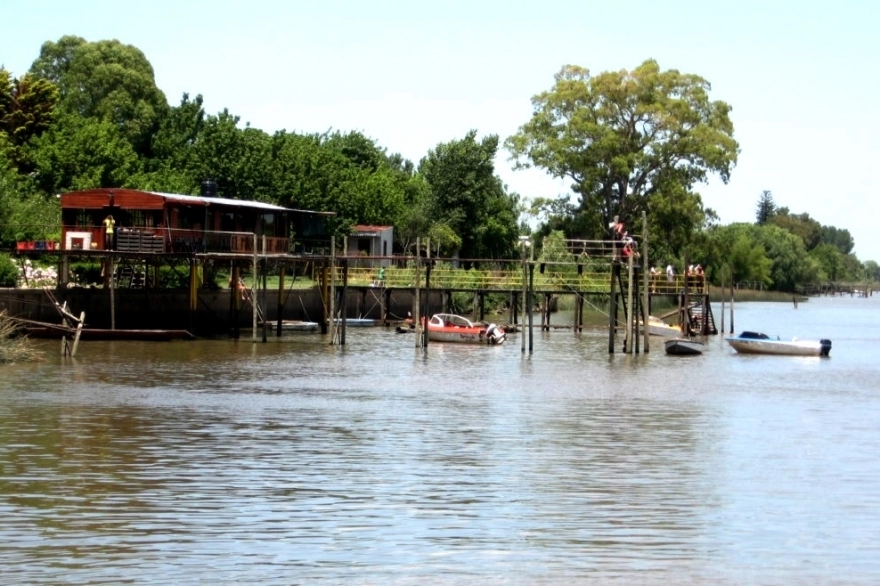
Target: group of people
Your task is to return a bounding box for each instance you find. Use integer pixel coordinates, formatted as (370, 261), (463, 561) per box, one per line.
(647, 263), (705, 293)
(609, 216), (638, 262)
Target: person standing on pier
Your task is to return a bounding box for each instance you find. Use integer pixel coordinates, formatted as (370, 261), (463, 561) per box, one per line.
(103, 214), (116, 250)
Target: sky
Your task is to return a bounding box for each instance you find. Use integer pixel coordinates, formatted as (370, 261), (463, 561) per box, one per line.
(3, 0), (879, 260)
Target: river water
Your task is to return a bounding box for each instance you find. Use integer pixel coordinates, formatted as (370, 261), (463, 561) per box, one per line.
(2, 295), (879, 585)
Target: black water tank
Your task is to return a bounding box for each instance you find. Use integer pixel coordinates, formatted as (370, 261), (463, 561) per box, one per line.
(201, 179), (217, 198)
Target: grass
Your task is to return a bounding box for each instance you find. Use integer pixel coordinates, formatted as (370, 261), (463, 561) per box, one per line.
(0, 311), (44, 363)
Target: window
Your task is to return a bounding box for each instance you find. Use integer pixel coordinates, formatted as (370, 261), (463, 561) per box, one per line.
(128, 210), (156, 228)
(76, 210), (91, 229)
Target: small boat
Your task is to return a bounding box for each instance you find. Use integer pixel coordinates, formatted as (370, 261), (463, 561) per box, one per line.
(426, 313), (506, 345)
(25, 327), (194, 341)
(642, 315), (682, 337)
(725, 331), (832, 357)
(265, 320), (320, 333)
(331, 317), (380, 327)
(664, 337), (703, 356)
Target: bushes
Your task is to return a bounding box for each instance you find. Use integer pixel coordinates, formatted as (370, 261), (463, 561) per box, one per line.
(0, 254), (17, 287)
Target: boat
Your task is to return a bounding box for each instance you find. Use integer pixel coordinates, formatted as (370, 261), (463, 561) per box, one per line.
(642, 315), (683, 337)
(330, 317), (380, 327)
(426, 313), (506, 345)
(664, 337), (703, 356)
(263, 320), (320, 333)
(24, 327), (195, 341)
(725, 331), (832, 357)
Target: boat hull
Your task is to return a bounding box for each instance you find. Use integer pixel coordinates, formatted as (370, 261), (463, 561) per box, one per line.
(25, 327), (194, 341)
(642, 316), (681, 337)
(726, 332), (831, 356)
(427, 329), (496, 344)
(425, 313), (506, 345)
(270, 320), (320, 332)
(665, 338), (703, 356)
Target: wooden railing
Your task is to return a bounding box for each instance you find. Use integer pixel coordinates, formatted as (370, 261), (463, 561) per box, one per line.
(331, 266), (708, 294)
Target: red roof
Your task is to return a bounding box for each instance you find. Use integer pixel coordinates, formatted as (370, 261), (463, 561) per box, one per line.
(351, 225), (392, 234)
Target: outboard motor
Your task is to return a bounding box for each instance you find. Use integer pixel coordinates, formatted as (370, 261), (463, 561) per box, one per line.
(485, 324), (506, 345)
(819, 339), (832, 357)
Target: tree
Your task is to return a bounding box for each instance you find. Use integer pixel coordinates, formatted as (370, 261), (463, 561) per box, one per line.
(770, 210), (822, 251)
(0, 69), (60, 146)
(29, 36), (169, 157)
(506, 60), (739, 244)
(751, 223), (816, 291)
(419, 130), (519, 259)
(755, 190), (776, 225)
(26, 112), (141, 193)
(0, 136), (59, 245)
(0, 68), (59, 172)
(820, 225), (854, 255)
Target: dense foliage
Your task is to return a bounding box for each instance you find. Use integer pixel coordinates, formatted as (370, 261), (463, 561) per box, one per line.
(0, 38), (874, 290)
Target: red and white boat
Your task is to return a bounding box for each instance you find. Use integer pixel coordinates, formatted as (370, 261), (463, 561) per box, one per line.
(426, 313), (506, 345)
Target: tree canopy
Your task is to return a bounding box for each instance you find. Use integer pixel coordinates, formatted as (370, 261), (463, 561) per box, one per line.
(0, 36), (875, 287)
(506, 60), (739, 247)
(29, 36), (168, 156)
(419, 130), (519, 259)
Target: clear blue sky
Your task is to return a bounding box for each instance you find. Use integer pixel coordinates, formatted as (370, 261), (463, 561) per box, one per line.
(4, 0), (879, 261)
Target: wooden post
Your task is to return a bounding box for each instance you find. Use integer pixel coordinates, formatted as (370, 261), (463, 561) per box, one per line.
(413, 237), (422, 348)
(528, 257), (535, 353)
(261, 237), (268, 343)
(633, 265), (641, 354)
(608, 263), (618, 353)
(641, 211), (650, 352)
(320, 262), (328, 335)
(505, 291), (512, 327)
(720, 267), (725, 334)
(252, 233), (258, 342)
(231, 265), (240, 339)
(340, 259), (348, 345)
(71, 310), (85, 357)
(276, 264), (286, 336)
(681, 254), (690, 336)
(423, 257), (431, 349)
(108, 256), (116, 331)
(329, 236), (336, 344)
(729, 266), (735, 334)
(624, 252), (634, 353)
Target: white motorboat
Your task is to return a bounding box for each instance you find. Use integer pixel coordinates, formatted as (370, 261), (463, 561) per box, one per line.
(725, 331), (831, 357)
(643, 315), (682, 337)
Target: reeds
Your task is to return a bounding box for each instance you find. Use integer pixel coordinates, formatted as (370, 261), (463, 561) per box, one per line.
(0, 311), (44, 363)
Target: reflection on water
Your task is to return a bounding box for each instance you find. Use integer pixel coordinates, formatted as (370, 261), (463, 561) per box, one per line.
(2, 296), (880, 584)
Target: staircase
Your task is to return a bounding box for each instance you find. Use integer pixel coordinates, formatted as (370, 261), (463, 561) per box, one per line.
(687, 301), (717, 335)
(113, 265), (146, 288)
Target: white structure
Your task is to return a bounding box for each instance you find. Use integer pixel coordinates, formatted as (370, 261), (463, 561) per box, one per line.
(346, 225), (393, 267)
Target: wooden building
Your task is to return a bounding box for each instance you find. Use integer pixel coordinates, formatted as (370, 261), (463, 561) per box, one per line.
(59, 188), (334, 255)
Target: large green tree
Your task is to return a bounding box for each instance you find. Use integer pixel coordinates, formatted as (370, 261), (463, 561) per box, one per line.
(506, 60), (739, 248)
(29, 36), (169, 156)
(419, 130), (519, 260)
(26, 112), (141, 193)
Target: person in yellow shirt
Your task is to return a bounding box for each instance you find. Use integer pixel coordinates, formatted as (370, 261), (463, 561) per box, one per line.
(103, 215), (116, 250)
